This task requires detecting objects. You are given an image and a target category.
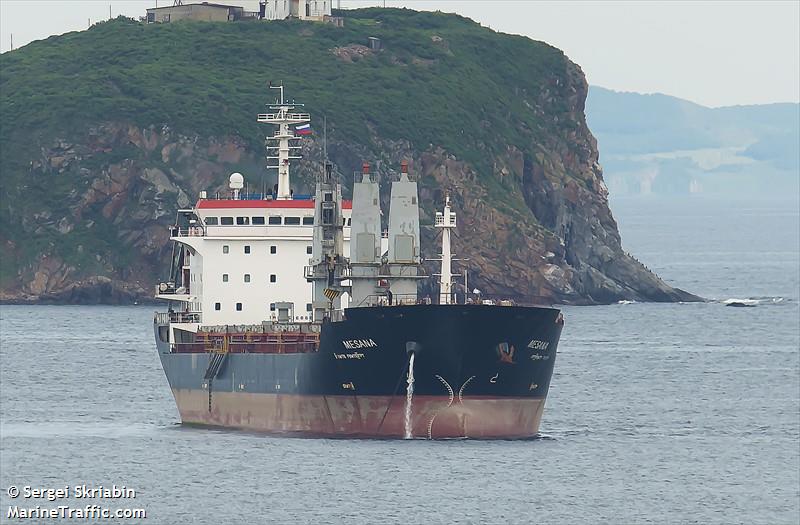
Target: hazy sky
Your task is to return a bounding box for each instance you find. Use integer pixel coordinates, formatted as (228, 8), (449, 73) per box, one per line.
(1, 0), (798, 107)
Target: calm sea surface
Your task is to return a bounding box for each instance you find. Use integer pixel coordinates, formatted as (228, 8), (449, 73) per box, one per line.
(1, 197), (798, 524)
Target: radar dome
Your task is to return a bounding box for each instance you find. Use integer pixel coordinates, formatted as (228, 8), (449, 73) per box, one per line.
(229, 172), (244, 189)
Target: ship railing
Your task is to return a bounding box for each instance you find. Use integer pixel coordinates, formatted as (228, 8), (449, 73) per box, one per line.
(434, 214), (457, 227)
(198, 323), (322, 334)
(380, 265), (427, 277)
(171, 332), (320, 354)
(155, 311), (202, 324)
(353, 293), (425, 307)
(257, 113), (311, 122)
(171, 227), (205, 238)
(199, 193), (314, 201)
(303, 265), (352, 280)
(155, 283), (188, 296)
(171, 342), (320, 354)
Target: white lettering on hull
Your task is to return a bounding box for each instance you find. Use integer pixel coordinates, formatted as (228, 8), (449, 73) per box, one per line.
(342, 338), (378, 350)
(527, 339), (550, 350)
(333, 352), (366, 360)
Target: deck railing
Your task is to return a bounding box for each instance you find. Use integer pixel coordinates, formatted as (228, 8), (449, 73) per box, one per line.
(154, 311), (202, 325)
(257, 113), (311, 122)
(171, 331), (320, 354)
(170, 227), (205, 238)
(303, 265), (352, 279)
(354, 293), (426, 307)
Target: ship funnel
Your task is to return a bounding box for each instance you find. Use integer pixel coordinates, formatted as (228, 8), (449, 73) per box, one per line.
(400, 160), (409, 181)
(361, 162), (370, 182)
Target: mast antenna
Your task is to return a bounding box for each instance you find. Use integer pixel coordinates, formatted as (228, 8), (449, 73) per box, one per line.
(258, 82), (309, 199)
(269, 81), (284, 105)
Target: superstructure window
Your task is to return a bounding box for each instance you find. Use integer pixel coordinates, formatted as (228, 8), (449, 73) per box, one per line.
(252, 216), (265, 225)
(285, 216), (301, 225)
(215, 302), (221, 311)
(244, 274), (251, 283)
(205, 217), (219, 225)
(223, 245), (229, 254)
(306, 303), (312, 312)
(270, 303), (276, 311)
(223, 274), (229, 282)
(270, 274), (277, 283)
(221, 217), (234, 225)
(347, 218), (351, 225)
(236, 303), (242, 311)
(236, 217), (250, 225)
(268, 216), (282, 225)
(244, 245), (251, 254)
(302, 216), (314, 225)
(306, 246), (312, 254)
(270, 246), (277, 254)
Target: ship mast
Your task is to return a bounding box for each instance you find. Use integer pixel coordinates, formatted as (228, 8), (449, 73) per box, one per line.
(257, 83), (310, 199)
(435, 195), (457, 304)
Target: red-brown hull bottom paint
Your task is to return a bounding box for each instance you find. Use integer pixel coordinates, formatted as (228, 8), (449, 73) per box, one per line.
(172, 389), (547, 439)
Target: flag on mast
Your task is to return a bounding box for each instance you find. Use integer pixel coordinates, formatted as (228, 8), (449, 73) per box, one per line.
(295, 124), (312, 136)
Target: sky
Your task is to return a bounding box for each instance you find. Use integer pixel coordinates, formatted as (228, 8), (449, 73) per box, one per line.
(0, 0), (798, 107)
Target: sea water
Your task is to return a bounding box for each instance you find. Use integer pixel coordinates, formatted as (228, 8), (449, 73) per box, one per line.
(1, 197), (798, 524)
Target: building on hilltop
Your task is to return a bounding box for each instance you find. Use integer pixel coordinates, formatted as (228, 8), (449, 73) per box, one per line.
(145, 0), (333, 23)
(261, 0), (332, 21)
(146, 2), (249, 23)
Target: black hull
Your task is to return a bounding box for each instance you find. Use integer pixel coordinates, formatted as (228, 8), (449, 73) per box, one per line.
(156, 304), (562, 438)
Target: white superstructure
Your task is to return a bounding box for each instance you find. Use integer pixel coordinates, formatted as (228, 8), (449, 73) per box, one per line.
(156, 87), (351, 332)
(156, 86), (467, 339)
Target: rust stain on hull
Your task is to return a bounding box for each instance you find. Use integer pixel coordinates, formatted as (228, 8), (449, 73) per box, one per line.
(172, 389), (547, 439)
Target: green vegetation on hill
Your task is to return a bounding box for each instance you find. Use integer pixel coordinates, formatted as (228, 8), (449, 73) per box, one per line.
(0, 8), (576, 288)
(1, 9), (567, 169)
(1, 8), (690, 305)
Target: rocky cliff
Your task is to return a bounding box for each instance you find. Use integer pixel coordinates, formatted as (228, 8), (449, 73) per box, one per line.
(0, 9), (698, 305)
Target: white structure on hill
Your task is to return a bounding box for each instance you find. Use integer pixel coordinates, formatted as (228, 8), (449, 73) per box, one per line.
(261, 0), (331, 21)
(145, 1), (333, 24)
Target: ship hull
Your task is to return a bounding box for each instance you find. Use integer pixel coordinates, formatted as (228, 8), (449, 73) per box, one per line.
(170, 391), (546, 439)
(156, 304), (562, 439)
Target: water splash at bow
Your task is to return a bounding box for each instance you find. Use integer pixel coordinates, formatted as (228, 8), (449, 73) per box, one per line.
(404, 353), (416, 439)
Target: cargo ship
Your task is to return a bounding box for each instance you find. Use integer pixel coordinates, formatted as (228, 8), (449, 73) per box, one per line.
(153, 86), (564, 438)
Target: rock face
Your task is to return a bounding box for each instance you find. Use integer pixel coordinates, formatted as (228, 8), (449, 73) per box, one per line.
(0, 11), (698, 305)
(1, 113), (696, 305)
